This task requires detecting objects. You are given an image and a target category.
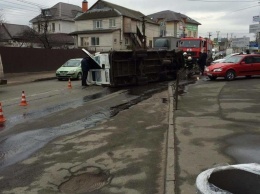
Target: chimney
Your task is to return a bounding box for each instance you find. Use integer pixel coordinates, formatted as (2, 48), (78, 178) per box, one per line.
(82, 0), (88, 12)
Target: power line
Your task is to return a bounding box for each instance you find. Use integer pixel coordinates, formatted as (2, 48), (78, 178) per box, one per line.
(15, 0), (47, 8)
(187, 0), (258, 2)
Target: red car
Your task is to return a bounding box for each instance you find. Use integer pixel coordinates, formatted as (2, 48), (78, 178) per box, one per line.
(204, 54), (260, 81)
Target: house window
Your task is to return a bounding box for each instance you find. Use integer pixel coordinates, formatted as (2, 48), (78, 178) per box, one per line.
(94, 20), (102, 29)
(125, 38), (129, 45)
(91, 37), (99, 46)
(160, 30), (166, 37)
(149, 40), (152, 48)
(109, 19), (116, 28)
(52, 23), (55, 32)
(42, 10), (51, 17)
(114, 39), (117, 44)
(80, 37), (84, 46)
(193, 31), (197, 37)
(38, 23), (40, 32)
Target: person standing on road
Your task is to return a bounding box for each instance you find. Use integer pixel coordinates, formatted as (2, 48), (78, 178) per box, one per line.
(198, 49), (207, 75)
(81, 55), (90, 87)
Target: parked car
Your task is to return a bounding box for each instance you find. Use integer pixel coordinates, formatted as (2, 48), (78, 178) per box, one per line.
(56, 58), (82, 80)
(211, 53), (240, 65)
(204, 54), (260, 81)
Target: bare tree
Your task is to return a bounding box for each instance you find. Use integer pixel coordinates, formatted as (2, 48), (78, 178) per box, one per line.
(0, 11), (6, 41)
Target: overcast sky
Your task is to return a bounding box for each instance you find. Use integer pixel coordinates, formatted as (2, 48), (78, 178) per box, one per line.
(1, 0), (259, 41)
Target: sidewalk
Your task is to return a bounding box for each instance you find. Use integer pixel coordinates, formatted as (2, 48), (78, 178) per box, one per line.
(4, 71), (56, 85)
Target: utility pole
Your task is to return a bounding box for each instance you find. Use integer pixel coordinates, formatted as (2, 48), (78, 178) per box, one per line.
(141, 16), (146, 49)
(208, 32), (212, 40)
(216, 31), (220, 51)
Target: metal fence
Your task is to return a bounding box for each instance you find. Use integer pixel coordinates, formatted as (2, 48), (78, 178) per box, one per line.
(172, 64), (200, 110)
(0, 47), (90, 73)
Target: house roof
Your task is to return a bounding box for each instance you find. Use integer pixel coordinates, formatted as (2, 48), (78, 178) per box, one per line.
(0, 23), (31, 41)
(147, 10), (201, 25)
(48, 33), (74, 44)
(75, 0), (157, 24)
(30, 2), (82, 23)
(69, 29), (120, 35)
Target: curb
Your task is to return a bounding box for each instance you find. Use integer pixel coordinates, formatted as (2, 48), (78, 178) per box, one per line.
(165, 83), (176, 194)
(166, 77), (199, 194)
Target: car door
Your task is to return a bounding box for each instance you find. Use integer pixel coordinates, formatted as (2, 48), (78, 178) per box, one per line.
(238, 56), (254, 76)
(252, 56), (260, 75)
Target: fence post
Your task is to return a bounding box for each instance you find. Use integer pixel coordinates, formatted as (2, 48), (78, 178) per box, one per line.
(174, 70), (179, 110)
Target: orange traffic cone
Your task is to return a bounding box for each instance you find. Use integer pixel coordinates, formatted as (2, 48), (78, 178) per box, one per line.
(20, 91), (28, 106)
(68, 78), (72, 89)
(0, 102), (6, 123)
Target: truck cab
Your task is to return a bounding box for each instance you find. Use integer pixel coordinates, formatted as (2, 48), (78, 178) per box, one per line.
(177, 37), (213, 60)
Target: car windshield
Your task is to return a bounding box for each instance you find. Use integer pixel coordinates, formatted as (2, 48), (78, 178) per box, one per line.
(62, 59), (81, 67)
(179, 40), (200, 48)
(223, 53), (234, 60)
(223, 55), (243, 63)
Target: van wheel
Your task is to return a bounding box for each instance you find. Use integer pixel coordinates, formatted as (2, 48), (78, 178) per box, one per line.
(225, 70), (236, 81)
(77, 73), (82, 80)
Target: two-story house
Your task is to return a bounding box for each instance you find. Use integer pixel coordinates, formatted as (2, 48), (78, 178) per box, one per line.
(147, 10), (201, 38)
(29, 2), (83, 48)
(70, 0), (160, 51)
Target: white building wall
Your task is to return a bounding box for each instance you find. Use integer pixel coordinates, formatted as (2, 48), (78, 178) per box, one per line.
(166, 22), (175, 36)
(146, 23), (160, 47)
(77, 31), (121, 52)
(32, 20), (76, 34)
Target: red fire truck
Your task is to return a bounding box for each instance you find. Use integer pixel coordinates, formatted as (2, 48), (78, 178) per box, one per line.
(178, 37), (213, 59)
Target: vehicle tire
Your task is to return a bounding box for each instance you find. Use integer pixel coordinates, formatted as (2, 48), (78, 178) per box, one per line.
(77, 73), (82, 80)
(208, 76), (217, 80)
(58, 78), (62, 81)
(225, 70), (236, 81)
(246, 75), (251, 79)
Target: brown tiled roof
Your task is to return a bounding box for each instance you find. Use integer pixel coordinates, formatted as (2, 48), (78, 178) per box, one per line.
(148, 10), (201, 25)
(30, 2), (82, 23)
(75, 0), (157, 24)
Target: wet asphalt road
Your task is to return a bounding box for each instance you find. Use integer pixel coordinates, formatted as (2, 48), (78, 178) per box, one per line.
(0, 80), (169, 170)
(0, 79), (171, 194)
(175, 76), (260, 194)
(0, 76), (260, 194)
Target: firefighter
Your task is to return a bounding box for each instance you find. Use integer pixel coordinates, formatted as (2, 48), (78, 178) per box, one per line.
(198, 50), (207, 75)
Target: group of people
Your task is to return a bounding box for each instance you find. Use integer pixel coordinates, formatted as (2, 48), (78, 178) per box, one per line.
(183, 50), (213, 75)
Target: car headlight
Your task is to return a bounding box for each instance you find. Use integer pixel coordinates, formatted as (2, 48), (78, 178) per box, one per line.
(205, 67), (209, 71)
(213, 68), (222, 72)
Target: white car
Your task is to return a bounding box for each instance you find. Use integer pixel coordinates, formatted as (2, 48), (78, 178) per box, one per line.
(211, 53), (240, 65)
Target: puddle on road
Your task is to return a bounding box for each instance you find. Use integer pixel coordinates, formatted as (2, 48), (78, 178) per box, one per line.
(1, 88), (117, 132)
(0, 83), (169, 170)
(0, 111), (110, 170)
(226, 134), (260, 163)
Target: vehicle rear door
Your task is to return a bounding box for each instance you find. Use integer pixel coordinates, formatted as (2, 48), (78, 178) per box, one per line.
(252, 56), (260, 75)
(239, 56), (254, 76)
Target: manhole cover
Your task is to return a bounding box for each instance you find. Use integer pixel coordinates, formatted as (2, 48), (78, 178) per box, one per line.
(59, 170), (112, 193)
